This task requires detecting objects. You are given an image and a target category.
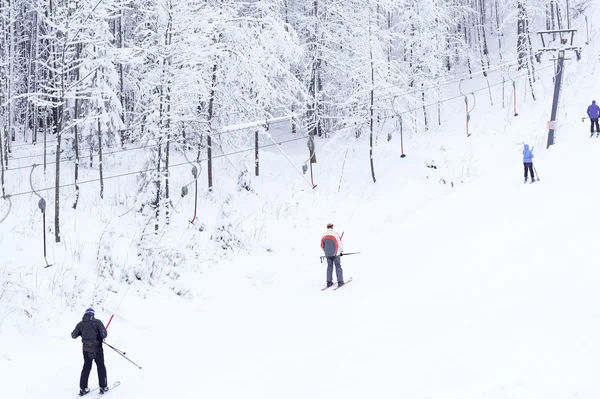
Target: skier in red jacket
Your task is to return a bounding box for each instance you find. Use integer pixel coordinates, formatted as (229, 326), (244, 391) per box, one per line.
(320, 223), (345, 287)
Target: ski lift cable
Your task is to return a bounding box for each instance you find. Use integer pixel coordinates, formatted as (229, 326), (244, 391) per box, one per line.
(4, 63), (556, 201)
(330, 58), (525, 111)
(4, 137), (307, 199)
(5, 116), (299, 172)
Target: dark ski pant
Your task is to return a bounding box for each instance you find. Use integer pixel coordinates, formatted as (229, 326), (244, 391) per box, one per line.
(591, 118), (600, 133)
(524, 162), (534, 181)
(80, 349), (107, 390)
(326, 256), (344, 284)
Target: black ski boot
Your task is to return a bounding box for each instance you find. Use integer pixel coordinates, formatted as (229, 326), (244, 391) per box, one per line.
(326, 281), (334, 287)
(79, 388), (90, 396)
(100, 386), (109, 395)
(337, 281), (344, 287)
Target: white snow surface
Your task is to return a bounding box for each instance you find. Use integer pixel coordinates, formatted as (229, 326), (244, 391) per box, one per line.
(3, 10), (600, 399)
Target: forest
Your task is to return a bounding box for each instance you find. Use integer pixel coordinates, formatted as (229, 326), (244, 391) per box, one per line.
(0, 0), (588, 242)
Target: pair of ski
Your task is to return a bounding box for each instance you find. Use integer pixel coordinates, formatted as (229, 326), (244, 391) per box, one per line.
(78, 381), (121, 398)
(590, 132), (599, 138)
(321, 277), (353, 291)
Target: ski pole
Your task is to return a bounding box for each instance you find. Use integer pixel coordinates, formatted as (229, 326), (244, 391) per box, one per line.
(104, 341), (143, 370)
(320, 252), (361, 262)
(533, 165), (540, 181)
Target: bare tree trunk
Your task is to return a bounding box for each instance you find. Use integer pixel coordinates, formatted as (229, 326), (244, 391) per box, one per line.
(475, 1), (487, 77)
(308, 0), (322, 145)
(118, 12), (126, 146)
(2, 129), (7, 168)
(164, 10), (173, 224)
(51, 0), (64, 244)
(72, 43), (81, 209)
(0, 128), (5, 197)
(43, 112), (48, 172)
(525, 11), (537, 84)
(551, 1), (556, 40)
(88, 134), (94, 167)
(422, 84), (428, 131)
(0, 0), (6, 166)
(165, 135), (170, 211)
(54, 117), (62, 244)
(154, 140), (161, 232)
(97, 109), (104, 199)
(479, 0), (491, 71)
(517, 2), (527, 70)
(496, 0), (502, 63)
(207, 60), (218, 192)
(445, 38), (451, 71)
(27, 9), (39, 144)
(32, 21), (39, 145)
(7, 0), (14, 150)
(387, 10), (392, 76)
(463, 16), (472, 75)
(369, 9), (376, 183)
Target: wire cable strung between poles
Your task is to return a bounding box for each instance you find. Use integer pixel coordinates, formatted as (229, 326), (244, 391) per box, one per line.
(4, 116), (296, 173)
(375, 63), (555, 129)
(5, 62), (557, 203)
(326, 58), (526, 114)
(5, 137), (308, 199)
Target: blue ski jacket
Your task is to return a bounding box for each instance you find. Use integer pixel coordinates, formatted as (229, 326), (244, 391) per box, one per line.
(588, 103), (600, 119)
(523, 144), (534, 163)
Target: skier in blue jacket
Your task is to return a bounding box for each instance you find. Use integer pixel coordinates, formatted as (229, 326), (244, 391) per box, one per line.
(523, 144), (535, 183)
(587, 100), (600, 136)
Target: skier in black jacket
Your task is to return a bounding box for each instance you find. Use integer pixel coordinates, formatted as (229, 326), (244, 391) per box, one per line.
(71, 308), (109, 396)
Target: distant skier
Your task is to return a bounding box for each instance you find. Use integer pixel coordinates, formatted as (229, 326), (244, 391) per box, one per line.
(523, 144), (535, 183)
(587, 100), (600, 136)
(71, 308), (109, 396)
(321, 223), (345, 287)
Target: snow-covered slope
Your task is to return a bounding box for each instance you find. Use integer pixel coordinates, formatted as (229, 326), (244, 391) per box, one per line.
(3, 5), (600, 399)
